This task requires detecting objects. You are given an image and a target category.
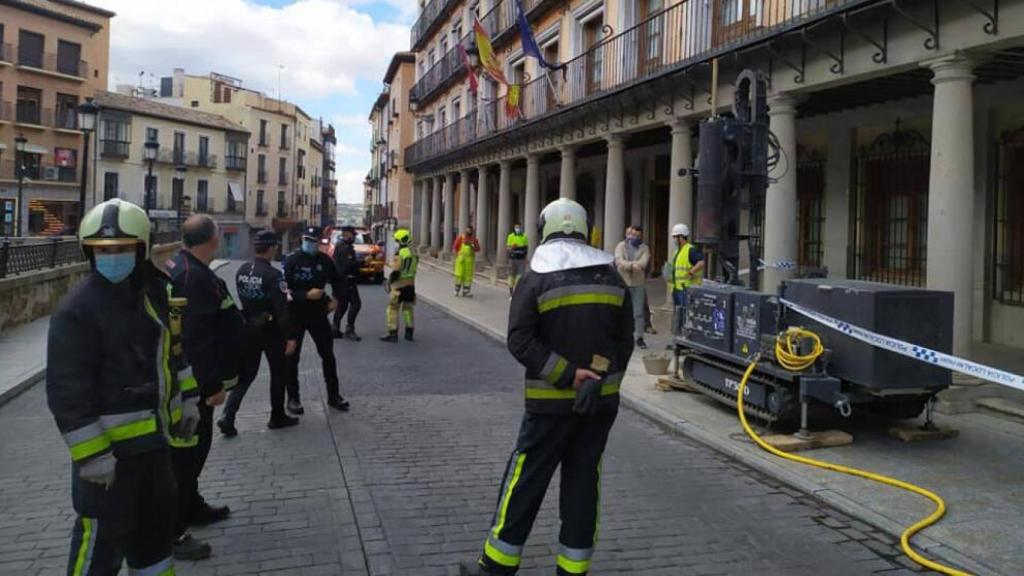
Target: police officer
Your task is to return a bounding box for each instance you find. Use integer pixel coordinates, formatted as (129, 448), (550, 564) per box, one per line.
(461, 199), (634, 576)
(217, 230), (299, 437)
(331, 226), (362, 341)
(166, 214), (242, 559)
(380, 228), (418, 343)
(47, 199), (193, 575)
(284, 226), (351, 412)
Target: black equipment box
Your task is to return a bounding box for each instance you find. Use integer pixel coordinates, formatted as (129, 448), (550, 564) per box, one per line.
(733, 291), (777, 358)
(684, 285), (747, 354)
(782, 279), (953, 391)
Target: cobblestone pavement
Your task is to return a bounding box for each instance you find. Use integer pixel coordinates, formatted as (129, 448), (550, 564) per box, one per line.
(0, 262), (933, 575)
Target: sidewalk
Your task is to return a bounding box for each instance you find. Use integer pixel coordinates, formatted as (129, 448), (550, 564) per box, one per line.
(414, 259), (1023, 576)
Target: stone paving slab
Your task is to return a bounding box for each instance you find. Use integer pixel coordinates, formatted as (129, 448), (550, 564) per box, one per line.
(0, 316), (48, 406)
(412, 261), (1021, 576)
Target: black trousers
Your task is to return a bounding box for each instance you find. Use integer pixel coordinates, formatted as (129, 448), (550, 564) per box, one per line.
(480, 409), (617, 576)
(223, 321), (288, 423)
(332, 280), (362, 333)
(287, 312), (340, 402)
(171, 401), (214, 536)
(67, 450), (176, 575)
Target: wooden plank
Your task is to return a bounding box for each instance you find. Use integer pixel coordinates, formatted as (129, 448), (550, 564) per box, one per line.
(887, 426), (959, 443)
(760, 430), (854, 452)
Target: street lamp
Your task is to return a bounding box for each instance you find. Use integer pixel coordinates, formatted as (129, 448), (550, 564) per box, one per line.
(466, 41), (481, 69)
(76, 97), (99, 226)
(143, 139), (159, 211)
(14, 134), (27, 237)
(174, 165), (187, 230)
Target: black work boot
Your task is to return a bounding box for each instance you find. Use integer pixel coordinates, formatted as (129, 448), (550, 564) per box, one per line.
(404, 327), (414, 341)
(190, 501), (230, 526)
(459, 560), (501, 576)
(268, 414), (299, 429)
(380, 331), (399, 343)
(345, 327), (362, 342)
(332, 330), (346, 339)
(286, 398), (304, 415)
(216, 417), (238, 438)
(327, 396), (350, 411)
(173, 534), (211, 561)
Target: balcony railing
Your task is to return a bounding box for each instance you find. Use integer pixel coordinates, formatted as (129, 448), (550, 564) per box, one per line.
(18, 52), (89, 79)
(101, 140), (131, 158)
(406, 0), (863, 167)
(16, 105), (48, 127)
(410, 0), (459, 50)
(278, 171), (290, 185)
(410, 31), (472, 105)
(0, 102), (12, 122)
(0, 158), (78, 182)
(257, 170), (268, 184)
(225, 155), (247, 171)
(155, 149), (219, 168)
(0, 43), (12, 63)
(256, 204), (268, 217)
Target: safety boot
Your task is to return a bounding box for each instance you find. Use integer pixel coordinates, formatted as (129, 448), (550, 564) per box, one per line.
(455, 285), (462, 296)
(173, 534), (211, 561)
(216, 418), (238, 438)
(345, 328), (362, 342)
(462, 287), (473, 297)
(286, 398), (305, 415)
(458, 560), (502, 576)
(268, 414), (299, 429)
(327, 396), (350, 411)
(405, 327), (414, 341)
(380, 331), (399, 343)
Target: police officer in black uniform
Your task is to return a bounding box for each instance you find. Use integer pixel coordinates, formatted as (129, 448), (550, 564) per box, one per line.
(284, 226), (351, 413)
(166, 214), (243, 560)
(217, 230), (299, 437)
(331, 226), (362, 341)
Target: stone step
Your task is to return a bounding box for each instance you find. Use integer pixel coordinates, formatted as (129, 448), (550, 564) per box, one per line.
(975, 397), (1024, 423)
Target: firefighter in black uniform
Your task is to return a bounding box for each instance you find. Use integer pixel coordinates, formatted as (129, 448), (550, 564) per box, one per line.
(331, 225), (362, 341)
(47, 199), (192, 576)
(217, 230), (299, 437)
(284, 226), (351, 413)
(461, 199), (635, 576)
(166, 214), (243, 560)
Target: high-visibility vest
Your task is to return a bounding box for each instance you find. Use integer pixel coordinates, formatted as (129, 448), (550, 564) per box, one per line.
(673, 243), (701, 291)
(506, 232), (527, 249)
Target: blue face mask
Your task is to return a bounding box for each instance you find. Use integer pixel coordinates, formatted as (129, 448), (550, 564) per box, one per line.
(302, 240), (319, 255)
(629, 236), (643, 247)
(95, 252), (136, 284)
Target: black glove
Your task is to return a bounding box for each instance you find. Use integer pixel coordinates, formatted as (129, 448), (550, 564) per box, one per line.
(573, 377), (601, 417)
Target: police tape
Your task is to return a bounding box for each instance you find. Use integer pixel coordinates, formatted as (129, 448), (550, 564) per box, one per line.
(759, 259), (797, 271)
(780, 298), (1024, 393)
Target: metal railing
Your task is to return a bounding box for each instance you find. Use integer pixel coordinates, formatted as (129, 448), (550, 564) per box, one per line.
(411, 31), (472, 105)
(18, 52), (89, 79)
(407, 0), (861, 167)
(0, 159), (78, 182)
(225, 155), (247, 171)
(410, 0), (459, 50)
(101, 140), (131, 158)
(0, 43), (12, 62)
(0, 231), (181, 279)
(155, 149), (219, 169)
(278, 171), (290, 185)
(13, 105), (79, 130)
(0, 102), (12, 122)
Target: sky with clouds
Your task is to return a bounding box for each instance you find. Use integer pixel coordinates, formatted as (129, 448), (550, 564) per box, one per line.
(91, 0), (417, 204)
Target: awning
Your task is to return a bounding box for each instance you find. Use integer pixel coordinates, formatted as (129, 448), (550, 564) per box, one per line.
(228, 182), (243, 202)
(24, 144), (50, 155)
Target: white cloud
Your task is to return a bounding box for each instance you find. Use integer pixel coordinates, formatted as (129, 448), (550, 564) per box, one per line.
(336, 168), (368, 204)
(95, 0), (409, 100)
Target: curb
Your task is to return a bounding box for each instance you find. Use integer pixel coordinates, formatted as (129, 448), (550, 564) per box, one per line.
(420, 282), (1003, 576)
(0, 367), (46, 408)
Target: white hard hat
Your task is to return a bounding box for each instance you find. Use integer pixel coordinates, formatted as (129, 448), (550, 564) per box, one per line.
(671, 223), (690, 238)
(539, 198), (589, 244)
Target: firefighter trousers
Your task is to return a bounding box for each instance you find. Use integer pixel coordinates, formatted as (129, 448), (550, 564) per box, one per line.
(480, 409), (617, 576)
(224, 322), (289, 423)
(386, 287), (415, 332)
(67, 450), (176, 575)
(286, 313), (340, 402)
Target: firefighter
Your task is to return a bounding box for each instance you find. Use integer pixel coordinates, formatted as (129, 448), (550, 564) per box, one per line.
(47, 199), (191, 575)
(217, 230), (299, 437)
(331, 226), (363, 341)
(166, 214), (242, 559)
(284, 226), (351, 412)
(506, 224), (528, 296)
(380, 228), (418, 343)
(461, 199), (634, 576)
(453, 225), (481, 297)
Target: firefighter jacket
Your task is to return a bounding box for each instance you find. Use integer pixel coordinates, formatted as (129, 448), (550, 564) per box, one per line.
(389, 246), (418, 289)
(508, 239), (635, 414)
(47, 263), (201, 464)
(236, 256), (295, 338)
(167, 249), (243, 397)
(284, 249), (343, 315)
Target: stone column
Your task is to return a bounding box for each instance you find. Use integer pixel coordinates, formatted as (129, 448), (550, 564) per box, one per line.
(559, 145), (576, 200)
(496, 160), (513, 268)
(603, 133), (626, 253)
(442, 172), (455, 257)
(430, 175), (442, 253)
(762, 94), (798, 293)
(925, 54), (976, 357)
(667, 118), (694, 274)
(418, 179), (430, 250)
(458, 169), (471, 234)
(525, 154), (541, 258)
(476, 165), (490, 261)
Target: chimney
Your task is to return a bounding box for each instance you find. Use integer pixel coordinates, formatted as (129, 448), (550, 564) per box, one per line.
(174, 68), (186, 97)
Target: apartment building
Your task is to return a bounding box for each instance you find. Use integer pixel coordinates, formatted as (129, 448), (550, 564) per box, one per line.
(366, 52), (416, 238)
(402, 0), (1024, 357)
(320, 120), (338, 227)
(292, 108), (324, 229)
(93, 91), (249, 257)
(0, 0), (113, 236)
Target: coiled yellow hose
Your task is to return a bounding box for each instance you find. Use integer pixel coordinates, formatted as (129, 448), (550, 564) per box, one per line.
(735, 330), (970, 576)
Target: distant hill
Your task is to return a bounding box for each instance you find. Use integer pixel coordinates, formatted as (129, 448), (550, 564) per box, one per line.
(335, 204), (365, 226)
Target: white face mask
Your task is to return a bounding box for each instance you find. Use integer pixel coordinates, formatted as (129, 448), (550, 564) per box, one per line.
(514, 227), (522, 234)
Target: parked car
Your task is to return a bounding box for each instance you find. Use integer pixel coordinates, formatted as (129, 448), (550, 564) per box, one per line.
(322, 227), (386, 284)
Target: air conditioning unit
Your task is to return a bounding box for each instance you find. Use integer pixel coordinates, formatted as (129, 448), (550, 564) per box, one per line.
(43, 166), (61, 181)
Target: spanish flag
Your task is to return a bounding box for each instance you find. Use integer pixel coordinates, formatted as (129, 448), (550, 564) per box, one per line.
(474, 18), (507, 85)
(506, 84), (521, 120)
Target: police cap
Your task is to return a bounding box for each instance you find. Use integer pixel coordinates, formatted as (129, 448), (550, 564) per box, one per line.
(302, 226), (323, 241)
(253, 229), (279, 248)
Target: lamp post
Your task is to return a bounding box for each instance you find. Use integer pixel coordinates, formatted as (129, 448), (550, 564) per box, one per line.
(143, 139), (159, 211)
(466, 41), (481, 69)
(14, 134), (27, 237)
(175, 165), (187, 230)
(76, 97), (99, 225)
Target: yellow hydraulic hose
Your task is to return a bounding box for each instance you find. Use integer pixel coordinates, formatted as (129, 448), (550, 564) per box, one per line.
(736, 328), (970, 576)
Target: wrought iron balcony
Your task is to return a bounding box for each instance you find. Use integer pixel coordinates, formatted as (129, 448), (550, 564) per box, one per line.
(101, 140), (131, 158)
(18, 51), (89, 79)
(410, 32), (472, 106)
(410, 0), (459, 51)
(225, 155), (247, 171)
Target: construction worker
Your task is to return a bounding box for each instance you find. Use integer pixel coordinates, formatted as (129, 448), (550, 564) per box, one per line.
(460, 198), (635, 576)
(381, 228), (418, 342)
(670, 223), (705, 336)
(47, 199), (191, 575)
(166, 214), (242, 560)
(506, 224), (528, 295)
(218, 230), (299, 438)
(331, 226), (363, 341)
(284, 226), (350, 412)
(453, 225), (481, 297)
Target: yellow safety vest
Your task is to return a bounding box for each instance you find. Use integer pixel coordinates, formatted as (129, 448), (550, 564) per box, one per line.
(673, 243), (701, 291)
(458, 238), (475, 257)
(506, 233), (528, 249)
